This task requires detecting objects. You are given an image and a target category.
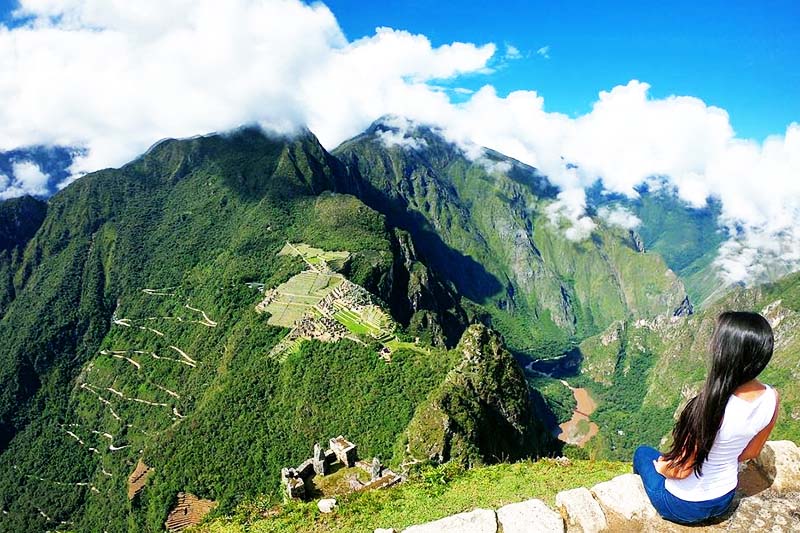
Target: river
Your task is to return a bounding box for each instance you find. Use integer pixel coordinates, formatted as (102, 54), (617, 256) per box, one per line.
(557, 381), (599, 447)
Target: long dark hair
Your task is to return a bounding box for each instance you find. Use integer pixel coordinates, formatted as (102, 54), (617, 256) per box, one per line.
(663, 311), (774, 475)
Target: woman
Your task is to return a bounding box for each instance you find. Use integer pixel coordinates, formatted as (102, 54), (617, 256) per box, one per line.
(633, 311), (780, 524)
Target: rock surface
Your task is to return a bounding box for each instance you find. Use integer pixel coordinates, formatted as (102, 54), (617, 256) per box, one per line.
(402, 508), (497, 533)
(556, 487), (607, 533)
(753, 440), (800, 493)
(497, 499), (564, 533)
(591, 473), (657, 521)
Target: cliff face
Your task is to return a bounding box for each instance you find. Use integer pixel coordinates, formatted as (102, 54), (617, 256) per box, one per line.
(404, 324), (554, 466)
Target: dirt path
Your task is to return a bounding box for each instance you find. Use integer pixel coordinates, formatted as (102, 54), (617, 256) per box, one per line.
(185, 304), (217, 327)
(557, 383), (599, 447)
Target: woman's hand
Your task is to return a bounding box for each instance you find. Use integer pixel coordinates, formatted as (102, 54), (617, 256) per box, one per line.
(653, 457), (670, 476)
(653, 456), (694, 479)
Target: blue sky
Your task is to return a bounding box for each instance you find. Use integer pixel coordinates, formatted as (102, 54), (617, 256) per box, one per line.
(324, 0), (800, 140)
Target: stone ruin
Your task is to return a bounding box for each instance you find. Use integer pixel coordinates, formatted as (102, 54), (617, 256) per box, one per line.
(281, 435), (402, 500)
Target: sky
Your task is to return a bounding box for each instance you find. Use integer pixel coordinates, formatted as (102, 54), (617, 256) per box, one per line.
(323, 0), (800, 141)
(0, 0), (798, 284)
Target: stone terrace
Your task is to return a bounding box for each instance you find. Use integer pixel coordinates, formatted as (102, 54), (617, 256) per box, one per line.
(377, 440), (800, 533)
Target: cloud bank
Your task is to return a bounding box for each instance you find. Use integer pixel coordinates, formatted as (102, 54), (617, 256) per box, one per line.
(1, 0), (798, 284)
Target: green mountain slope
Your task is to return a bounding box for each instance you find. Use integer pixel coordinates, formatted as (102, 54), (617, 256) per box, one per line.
(333, 118), (688, 359)
(0, 127), (556, 532)
(588, 185), (728, 308)
(577, 271), (800, 459)
(0, 195), (48, 318)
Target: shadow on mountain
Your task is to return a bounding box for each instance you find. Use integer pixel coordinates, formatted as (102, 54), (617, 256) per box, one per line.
(526, 346), (583, 378)
(333, 160), (503, 304)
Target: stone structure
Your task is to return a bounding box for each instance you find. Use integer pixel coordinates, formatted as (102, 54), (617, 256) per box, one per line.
(312, 443), (329, 476)
(386, 440), (800, 533)
(164, 492), (217, 533)
(330, 435), (358, 467)
(371, 457), (382, 481)
(280, 467), (307, 500)
(280, 435), (359, 500)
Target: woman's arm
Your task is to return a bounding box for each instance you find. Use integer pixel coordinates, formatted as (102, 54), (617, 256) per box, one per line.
(739, 390), (780, 462)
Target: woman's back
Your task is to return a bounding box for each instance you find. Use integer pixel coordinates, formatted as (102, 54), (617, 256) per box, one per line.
(665, 384), (777, 501)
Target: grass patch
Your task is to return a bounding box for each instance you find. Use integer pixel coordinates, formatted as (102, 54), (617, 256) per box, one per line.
(198, 459), (630, 533)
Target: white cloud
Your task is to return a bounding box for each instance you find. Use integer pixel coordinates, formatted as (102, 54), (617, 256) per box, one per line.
(505, 44), (522, 60)
(1, 0), (494, 179)
(0, 161), (51, 200)
(545, 189), (596, 241)
(375, 116), (428, 150)
(1, 0), (799, 286)
(536, 45), (550, 59)
(597, 205), (641, 230)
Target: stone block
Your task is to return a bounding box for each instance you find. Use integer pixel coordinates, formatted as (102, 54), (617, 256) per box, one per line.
(754, 440), (800, 493)
(497, 499), (564, 533)
(590, 474), (657, 521)
(317, 498), (337, 513)
(402, 508), (497, 533)
(555, 487), (607, 533)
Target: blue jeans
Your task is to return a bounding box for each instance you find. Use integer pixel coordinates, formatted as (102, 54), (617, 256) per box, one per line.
(633, 446), (735, 524)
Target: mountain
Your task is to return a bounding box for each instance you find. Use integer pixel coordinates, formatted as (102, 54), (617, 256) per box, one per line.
(333, 118), (689, 359)
(587, 182), (728, 307)
(576, 270), (800, 460)
(0, 127), (552, 532)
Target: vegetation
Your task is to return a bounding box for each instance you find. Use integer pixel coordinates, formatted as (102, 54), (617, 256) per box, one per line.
(0, 128), (481, 532)
(194, 459), (630, 533)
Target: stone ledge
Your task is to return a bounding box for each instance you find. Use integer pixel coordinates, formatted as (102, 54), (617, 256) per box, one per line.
(497, 499), (564, 533)
(386, 441), (800, 533)
(401, 508), (497, 533)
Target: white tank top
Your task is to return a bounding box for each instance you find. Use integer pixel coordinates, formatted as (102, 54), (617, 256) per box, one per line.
(665, 384), (777, 501)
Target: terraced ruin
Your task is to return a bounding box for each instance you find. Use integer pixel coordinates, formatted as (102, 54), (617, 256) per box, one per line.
(256, 243), (417, 359)
(164, 492), (217, 532)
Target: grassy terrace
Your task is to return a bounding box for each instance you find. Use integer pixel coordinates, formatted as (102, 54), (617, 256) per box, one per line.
(195, 459), (630, 533)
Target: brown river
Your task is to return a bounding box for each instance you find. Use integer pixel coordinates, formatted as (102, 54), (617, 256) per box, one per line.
(557, 380), (599, 447)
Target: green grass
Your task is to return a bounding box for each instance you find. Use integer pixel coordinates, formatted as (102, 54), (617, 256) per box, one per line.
(333, 309), (374, 336)
(385, 339), (430, 355)
(196, 459), (630, 533)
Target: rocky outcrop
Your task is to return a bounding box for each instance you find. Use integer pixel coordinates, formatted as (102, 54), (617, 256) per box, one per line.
(403, 324), (554, 465)
(629, 229), (646, 253)
(753, 440), (800, 493)
(672, 295), (693, 317)
(390, 440), (800, 533)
